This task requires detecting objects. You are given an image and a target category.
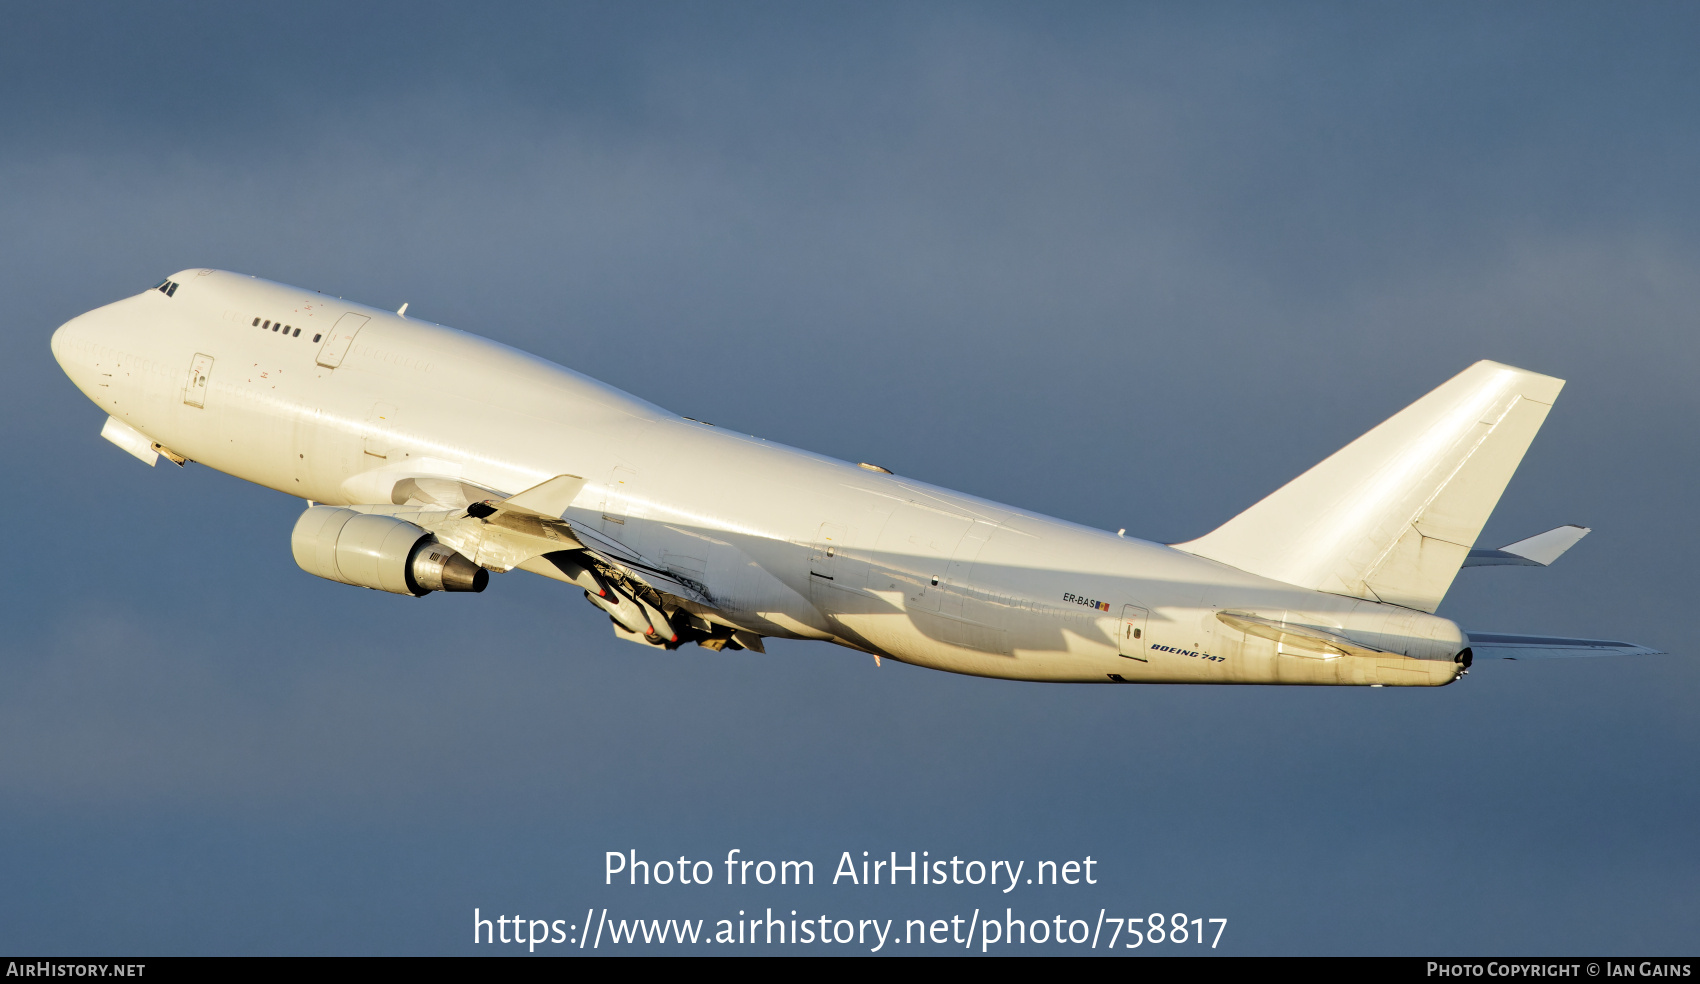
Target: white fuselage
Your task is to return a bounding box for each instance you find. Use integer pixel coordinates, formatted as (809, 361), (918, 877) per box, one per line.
(50, 270), (1467, 686)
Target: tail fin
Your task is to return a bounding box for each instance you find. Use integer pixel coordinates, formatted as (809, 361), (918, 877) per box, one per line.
(1174, 361), (1564, 612)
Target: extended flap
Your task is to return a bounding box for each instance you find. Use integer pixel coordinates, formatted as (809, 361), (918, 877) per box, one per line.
(464, 500), (586, 556)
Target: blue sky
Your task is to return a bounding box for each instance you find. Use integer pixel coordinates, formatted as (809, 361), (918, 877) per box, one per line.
(3, 1), (1696, 954)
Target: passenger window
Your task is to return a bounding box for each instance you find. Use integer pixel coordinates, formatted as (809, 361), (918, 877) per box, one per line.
(252, 318), (261, 327)
(292, 328), (301, 337)
(312, 334), (322, 342)
(263, 320), (271, 329)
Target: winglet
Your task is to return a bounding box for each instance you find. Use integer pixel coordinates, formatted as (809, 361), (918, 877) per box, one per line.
(502, 474), (587, 519)
(1463, 525), (1590, 568)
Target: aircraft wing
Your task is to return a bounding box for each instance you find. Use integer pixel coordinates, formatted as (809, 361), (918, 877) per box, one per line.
(353, 474), (591, 569)
(372, 474), (717, 644)
(1465, 632), (1665, 659)
(465, 497), (587, 552)
(369, 472), (715, 610)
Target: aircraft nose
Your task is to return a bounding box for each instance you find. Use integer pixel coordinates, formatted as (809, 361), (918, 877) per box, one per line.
(50, 310), (102, 387)
(51, 315), (85, 367)
(50, 319), (72, 365)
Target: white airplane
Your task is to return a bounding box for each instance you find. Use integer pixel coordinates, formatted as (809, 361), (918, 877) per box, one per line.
(50, 270), (1662, 687)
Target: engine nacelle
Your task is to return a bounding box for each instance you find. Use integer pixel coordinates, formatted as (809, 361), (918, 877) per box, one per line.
(291, 506), (488, 596)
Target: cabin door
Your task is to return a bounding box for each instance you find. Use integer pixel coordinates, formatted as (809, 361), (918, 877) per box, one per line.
(1118, 605), (1150, 661)
(315, 312), (370, 369)
(808, 522), (847, 607)
(184, 353), (214, 408)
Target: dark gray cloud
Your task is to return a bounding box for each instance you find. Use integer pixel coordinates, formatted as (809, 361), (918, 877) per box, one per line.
(2, 2), (1696, 954)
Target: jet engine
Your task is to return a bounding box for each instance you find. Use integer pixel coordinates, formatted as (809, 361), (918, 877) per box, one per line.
(291, 506), (487, 596)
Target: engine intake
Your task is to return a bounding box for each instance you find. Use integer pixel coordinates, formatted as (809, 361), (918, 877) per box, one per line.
(292, 506), (487, 596)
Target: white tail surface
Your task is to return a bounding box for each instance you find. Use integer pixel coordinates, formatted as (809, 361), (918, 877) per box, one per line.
(1175, 361), (1564, 612)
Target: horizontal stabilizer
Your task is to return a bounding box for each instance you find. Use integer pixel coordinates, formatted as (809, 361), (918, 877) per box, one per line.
(1463, 525), (1590, 567)
(1467, 631), (1664, 659)
(1176, 361), (1564, 613)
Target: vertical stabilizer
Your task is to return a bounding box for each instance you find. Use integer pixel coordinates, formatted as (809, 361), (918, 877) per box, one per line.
(1173, 361), (1564, 612)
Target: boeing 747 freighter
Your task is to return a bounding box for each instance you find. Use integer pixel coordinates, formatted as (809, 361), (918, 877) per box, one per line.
(49, 270), (1662, 686)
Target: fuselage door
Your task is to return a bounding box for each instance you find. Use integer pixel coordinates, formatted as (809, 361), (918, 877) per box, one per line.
(315, 312), (370, 369)
(809, 522), (844, 582)
(184, 353), (214, 408)
(1118, 604), (1150, 661)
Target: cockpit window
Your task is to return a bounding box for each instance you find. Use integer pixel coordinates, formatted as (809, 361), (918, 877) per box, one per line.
(154, 279), (178, 297)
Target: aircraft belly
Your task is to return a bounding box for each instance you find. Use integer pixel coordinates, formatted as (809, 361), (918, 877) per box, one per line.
(833, 598), (1461, 685)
